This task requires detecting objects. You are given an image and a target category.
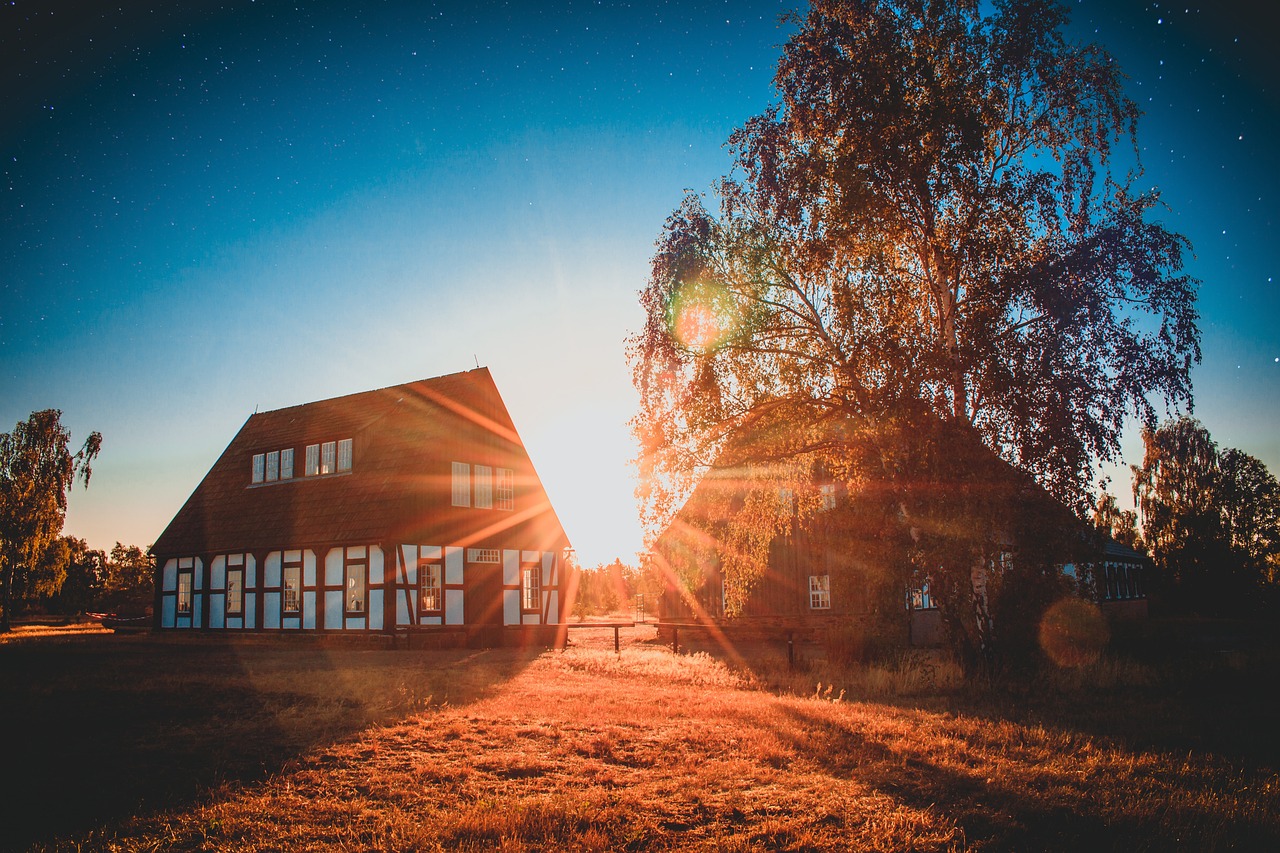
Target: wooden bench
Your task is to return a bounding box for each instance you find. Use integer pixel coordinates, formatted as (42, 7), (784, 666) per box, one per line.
(564, 621), (635, 652)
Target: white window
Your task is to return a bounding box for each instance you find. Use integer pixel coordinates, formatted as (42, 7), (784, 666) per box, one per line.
(522, 564), (541, 612)
(778, 487), (794, 513)
(227, 567), (244, 616)
(475, 465), (493, 509)
(819, 484), (837, 511)
(305, 444), (320, 476)
(283, 565), (301, 614)
(321, 441), (336, 475)
(419, 562), (442, 613)
(280, 448), (294, 479)
(177, 569), (193, 614)
(496, 467), (514, 510)
(345, 564), (366, 614)
(452, 462), (471, 507)
(466, 548), (500, 564)
(337, 438), (353, 472)
(265, 450), (280, 482)
(809, 574), (831, 610)
(251, 453), (265, 484)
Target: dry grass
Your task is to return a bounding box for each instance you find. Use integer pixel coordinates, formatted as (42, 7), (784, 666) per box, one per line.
(4, 625), (1278, 851)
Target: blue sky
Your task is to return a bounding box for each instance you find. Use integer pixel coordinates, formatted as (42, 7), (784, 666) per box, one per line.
(2, 0), (1277, 567)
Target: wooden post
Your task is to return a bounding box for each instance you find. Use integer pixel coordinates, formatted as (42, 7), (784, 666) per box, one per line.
(788, 630), (795, 670)
(672, 626), (679, 654)
(613, 625), (621, 654)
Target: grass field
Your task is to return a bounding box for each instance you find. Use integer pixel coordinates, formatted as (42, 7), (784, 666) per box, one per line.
(2, 621), (1278, 851)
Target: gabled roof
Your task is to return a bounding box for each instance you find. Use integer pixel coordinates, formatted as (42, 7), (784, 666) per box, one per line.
(153, 368), (570, 557)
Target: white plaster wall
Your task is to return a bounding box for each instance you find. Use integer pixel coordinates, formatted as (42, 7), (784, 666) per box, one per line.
(265, 552), (281, 588)
(264, 593), (280, 628)
(445, 547), (463, 585)
(446, 589), (464, 625)
(504, 589), (520, 625)
(503, 550), (519, 587)
(325, 548), (344, 587)
(161, 558), (177, 592)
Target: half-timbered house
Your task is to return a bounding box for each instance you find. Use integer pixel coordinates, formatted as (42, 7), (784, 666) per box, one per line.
(151, 368), (571, 646)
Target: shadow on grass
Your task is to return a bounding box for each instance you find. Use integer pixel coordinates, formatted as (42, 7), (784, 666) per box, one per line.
(0, 634), (539, 851)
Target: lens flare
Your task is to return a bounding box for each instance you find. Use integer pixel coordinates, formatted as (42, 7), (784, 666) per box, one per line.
(1038, 597), (1110, 668)
(668, 279), (739, 353)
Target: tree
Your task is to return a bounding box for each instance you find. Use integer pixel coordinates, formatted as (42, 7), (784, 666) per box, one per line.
(630, 0), (1199, 674)
(49, 537), (107, 615)
(1092, 481), (1140, 550)
(0, 410), (102, 630)
(1133, 418), (1280, 614)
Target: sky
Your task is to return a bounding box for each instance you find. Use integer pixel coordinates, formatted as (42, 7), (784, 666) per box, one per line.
(2, 0), (1277, 569)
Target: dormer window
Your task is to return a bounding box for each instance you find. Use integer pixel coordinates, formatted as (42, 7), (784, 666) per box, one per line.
(303, 438), (353, 477)
(252, 447), (296, 484)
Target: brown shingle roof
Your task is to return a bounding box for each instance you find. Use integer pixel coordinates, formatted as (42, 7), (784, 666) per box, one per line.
(152, 368), (570, 557)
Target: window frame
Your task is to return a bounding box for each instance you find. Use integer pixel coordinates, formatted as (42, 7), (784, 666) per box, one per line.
(474, 464), (493, 509)
(177, 567), (194, 615)
(419, 561), (443, 614)
(521, 563), (542, 613)
(282, 562), (302, 615)
(251, 453), (265, 484)
(280, 447), (295, 479)
(305, 444), (320, 476)
(344, 560), (367, 615)
(452, 462), (471, 507)
(321, 441), (336, 476)
(819, 483), (837, 511)
(495, 467), (514, 510)
(466, 548), (500, 564)
(808, 574), (831, 610)
(226, 565), (244, 616)
(337, 438), (353, 472)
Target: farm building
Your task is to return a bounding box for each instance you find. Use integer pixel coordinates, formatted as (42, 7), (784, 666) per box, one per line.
(651, 427), (1146, 646)
(151, 368), (571, 646)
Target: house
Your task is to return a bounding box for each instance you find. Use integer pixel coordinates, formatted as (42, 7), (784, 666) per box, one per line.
(151, 368), (571, 646)
(651, 423), (1141, 647)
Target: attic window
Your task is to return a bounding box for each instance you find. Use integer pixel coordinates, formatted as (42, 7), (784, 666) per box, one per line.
(252, 448), (296, 485)
(303, 439), (353, 477)
(475, 465), (493, 509)
(452, 462), (471, 507)
(467, 548), (500, 564)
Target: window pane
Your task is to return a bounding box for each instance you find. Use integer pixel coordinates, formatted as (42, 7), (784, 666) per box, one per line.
(252, 453), (265, 484)
(227, 568), (243, 615)
(809, 574), (830, 609)
(522, 566), (541, 611)
(265, 450), (279, 482)
(420, 562), (442, 612)
(452, 462), (471, 507)
(345, 564), (365, 613)
(283, 566), (301, 613)
(475, 465), (492, 508)
(338, 438), (352, 472)
(305, 444), (319, 476)
(280, 448), (294, 479)
(177, 572), (193, 614)
(496, 467), (514, 510)
(321, 441), (336, 475)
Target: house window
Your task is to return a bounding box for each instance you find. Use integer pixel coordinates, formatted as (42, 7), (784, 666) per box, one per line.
(475, 464), (493, 509)
(908, 579), (937, 610)
(337, 438), (353, 472)
(809, 574), (831, 610)
(496, 467), (514, 510)
(280, 447), (294, 479)
(226, 566), (244, 616)
(419, 561), (442, 613)
(305, 444), (320, 476)
(252, 453), (265, 484)
(345, 564), (366, 614)
(466, 548), (500, 564)
(177, 568), (193, 615)
(321, 441), (336, 475)
(522, 564), (542, 612)
(265, 450), (280, 482)
(452, 462), (471, 507)
(819, 484), (837, 511)
(778, 487), (794, 513)
(282, 564), (301, 614)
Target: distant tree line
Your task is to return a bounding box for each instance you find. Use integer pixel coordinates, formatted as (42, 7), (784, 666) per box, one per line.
(1103, 416), (1280, 617)
(572, 558), (663, 619)
(0, 409), (152, 627)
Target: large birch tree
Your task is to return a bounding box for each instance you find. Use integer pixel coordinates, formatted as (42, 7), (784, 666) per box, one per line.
(629, 0), (1199, 671)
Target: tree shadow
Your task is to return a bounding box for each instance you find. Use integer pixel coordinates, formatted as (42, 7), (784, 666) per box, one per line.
(754, 694), (1279, 851)
(0, 633), (539, 850)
